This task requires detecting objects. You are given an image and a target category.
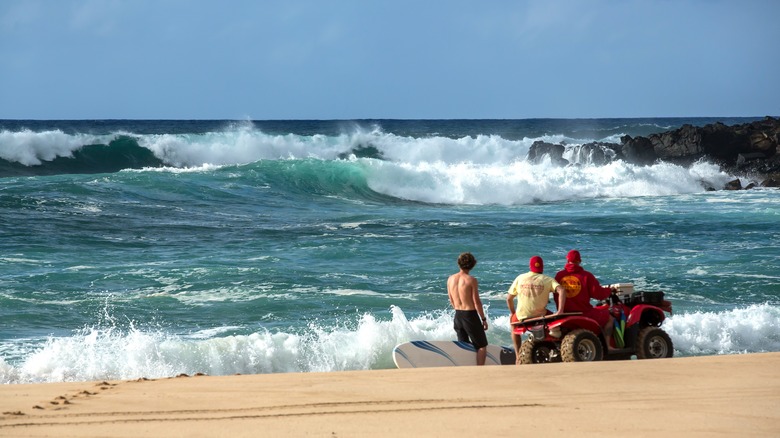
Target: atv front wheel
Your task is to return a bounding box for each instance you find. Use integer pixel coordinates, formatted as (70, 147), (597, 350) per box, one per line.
(636, 327), (673, 359)
(561, 329), (604, 362)
(518, 340), (561, 364)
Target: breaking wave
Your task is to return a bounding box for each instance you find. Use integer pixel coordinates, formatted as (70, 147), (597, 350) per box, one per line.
(0, 123), (748, 205)
(2, 304), (778, 384)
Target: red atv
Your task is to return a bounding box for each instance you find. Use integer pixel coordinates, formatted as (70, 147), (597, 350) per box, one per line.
(512, 284), (674, 364)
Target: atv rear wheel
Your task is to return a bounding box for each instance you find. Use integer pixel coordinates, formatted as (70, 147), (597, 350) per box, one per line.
(518, 340), (561, 364)
(636, 327), (673, 359)
(561, 329), (603, 362)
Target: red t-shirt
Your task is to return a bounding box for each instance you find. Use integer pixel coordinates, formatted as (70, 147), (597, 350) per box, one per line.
(554, 264), (611, 313)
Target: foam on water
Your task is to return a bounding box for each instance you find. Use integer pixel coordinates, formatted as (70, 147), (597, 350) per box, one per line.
(664, 304), (780, 355)
(2, 304), (779, 384)
(359, 158), (735, 205)
(0, 129), (111, 166)
(1, 124), (748, 205)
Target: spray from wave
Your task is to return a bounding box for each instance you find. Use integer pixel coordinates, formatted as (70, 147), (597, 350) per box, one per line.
(2, 304), (778, 384)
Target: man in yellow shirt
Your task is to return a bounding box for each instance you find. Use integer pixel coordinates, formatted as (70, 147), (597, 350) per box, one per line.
(506, 255), (566, 363)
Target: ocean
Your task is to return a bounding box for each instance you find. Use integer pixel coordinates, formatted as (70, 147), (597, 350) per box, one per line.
(1, 118), (779, 384)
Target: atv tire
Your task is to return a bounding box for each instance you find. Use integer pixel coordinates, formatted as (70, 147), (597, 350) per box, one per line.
(518, 340), (561, 364)
(636, 327), (673, 359)
(561, 329), (603, 362)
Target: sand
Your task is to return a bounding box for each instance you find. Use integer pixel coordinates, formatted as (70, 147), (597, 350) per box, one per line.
(2, 352), (779, 437)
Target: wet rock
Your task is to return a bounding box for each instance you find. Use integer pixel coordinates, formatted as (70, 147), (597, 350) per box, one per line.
(527, 141), (568, 166)
(619, 135), (657, 165)
(567, 142), (616, 166)
(724, 179), (743, 190)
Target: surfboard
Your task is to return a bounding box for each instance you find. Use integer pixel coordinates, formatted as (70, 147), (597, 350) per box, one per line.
(392, 340), (515, 368)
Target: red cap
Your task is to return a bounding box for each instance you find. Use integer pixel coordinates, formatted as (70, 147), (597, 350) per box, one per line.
(566, 250), (581, 264)
(529, 256), (544, 273)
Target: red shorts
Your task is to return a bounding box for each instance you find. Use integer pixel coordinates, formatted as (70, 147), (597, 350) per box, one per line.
(583, 307), (610, 328)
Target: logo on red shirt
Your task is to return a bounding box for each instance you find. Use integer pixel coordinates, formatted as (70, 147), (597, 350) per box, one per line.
(560, 275), (582, 298)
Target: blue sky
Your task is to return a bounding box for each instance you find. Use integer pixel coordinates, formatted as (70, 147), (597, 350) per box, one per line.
(1, 0), (778, 119)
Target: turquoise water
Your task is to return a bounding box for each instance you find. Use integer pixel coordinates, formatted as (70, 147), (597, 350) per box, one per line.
(1, 119), (779, 383)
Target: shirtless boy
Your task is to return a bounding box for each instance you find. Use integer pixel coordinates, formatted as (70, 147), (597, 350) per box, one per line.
(447, 252), (489, 366)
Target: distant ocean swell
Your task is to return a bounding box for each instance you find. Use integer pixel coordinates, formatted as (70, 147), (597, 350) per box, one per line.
(2, 304), (779, 384)
(0, 127), (742, 205)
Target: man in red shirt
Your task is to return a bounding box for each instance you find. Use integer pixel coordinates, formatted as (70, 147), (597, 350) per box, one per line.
(554, 250), (615, 346)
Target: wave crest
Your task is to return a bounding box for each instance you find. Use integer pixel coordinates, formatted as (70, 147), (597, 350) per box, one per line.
(0, 125), (742, 204)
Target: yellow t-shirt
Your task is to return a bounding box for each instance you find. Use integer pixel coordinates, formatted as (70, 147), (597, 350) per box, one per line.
(508, 272), (561, 320)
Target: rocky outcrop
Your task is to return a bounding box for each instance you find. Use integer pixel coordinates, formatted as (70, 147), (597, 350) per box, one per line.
(632, 117), (780, 171)
(762, 176), (780, 187)
(642, 117), (780, 166)
(567, 142), (615, 166)
(649, 123), (706, 162)
(526, 116), (780, 189)
(618, 135), (657, 166)
(527, 141), (568, 166)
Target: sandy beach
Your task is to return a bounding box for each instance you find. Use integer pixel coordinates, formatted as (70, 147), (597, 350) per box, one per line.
(1, 352), (779, 437)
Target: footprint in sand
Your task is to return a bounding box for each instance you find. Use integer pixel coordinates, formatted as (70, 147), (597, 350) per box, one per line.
(96, 381), (118, 390)
(2, 411), (25, 416)
(25, 382), (121, 412)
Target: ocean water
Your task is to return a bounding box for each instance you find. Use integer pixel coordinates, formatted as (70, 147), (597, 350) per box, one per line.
(1, 118), (779, 384)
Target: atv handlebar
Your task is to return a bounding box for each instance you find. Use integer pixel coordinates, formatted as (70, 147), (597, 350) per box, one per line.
(598, 289), (622, 306)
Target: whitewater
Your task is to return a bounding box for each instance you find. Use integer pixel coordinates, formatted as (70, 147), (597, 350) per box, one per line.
(1, 118), (778, 384)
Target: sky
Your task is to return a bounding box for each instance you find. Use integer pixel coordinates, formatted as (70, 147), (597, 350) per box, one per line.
(1, 0), (778, 120)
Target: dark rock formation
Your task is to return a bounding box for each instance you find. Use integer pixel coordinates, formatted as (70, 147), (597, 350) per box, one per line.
(724, 179), (743, 190)
(650, 123), (706, 162)
(762, 176), (780, 187)
(618, 135), (657, 165)
(637, 116), (780, 170)
(337, 144), (384, 160)
(524, 116), (780, 190)
(567, 142), (616, 166)
(528, 141), (568, 166)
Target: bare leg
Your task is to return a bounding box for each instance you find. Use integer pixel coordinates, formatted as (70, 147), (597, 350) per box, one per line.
(476, 347), (487, 366)
(512, 333), (522, 364)
(605, 315), (616, 350)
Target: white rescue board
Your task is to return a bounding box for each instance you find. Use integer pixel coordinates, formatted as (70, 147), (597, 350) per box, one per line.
(392, 340), (515, 368)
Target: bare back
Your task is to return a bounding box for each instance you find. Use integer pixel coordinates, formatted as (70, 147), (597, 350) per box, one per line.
(447, 270), (480, 311)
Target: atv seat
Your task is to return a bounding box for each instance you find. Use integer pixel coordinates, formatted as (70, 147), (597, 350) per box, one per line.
(511, 312), (582, 326)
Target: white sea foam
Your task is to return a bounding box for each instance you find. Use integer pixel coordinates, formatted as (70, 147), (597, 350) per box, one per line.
(687, 267), (708, 276)
(324, 289), (383, 297)
(2, 304), (779, 384)
(0, 129), (111, 165)
(664, 304), (780, 355)
(0, 306), (442, 383)
(0, 257), (42, 264)
(359, 158), (735, 205)
(187, 326), (245, 339)
(0, 126), (749, 205)
(127, 164), (223, 173)
(138, 128), (350, 167)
